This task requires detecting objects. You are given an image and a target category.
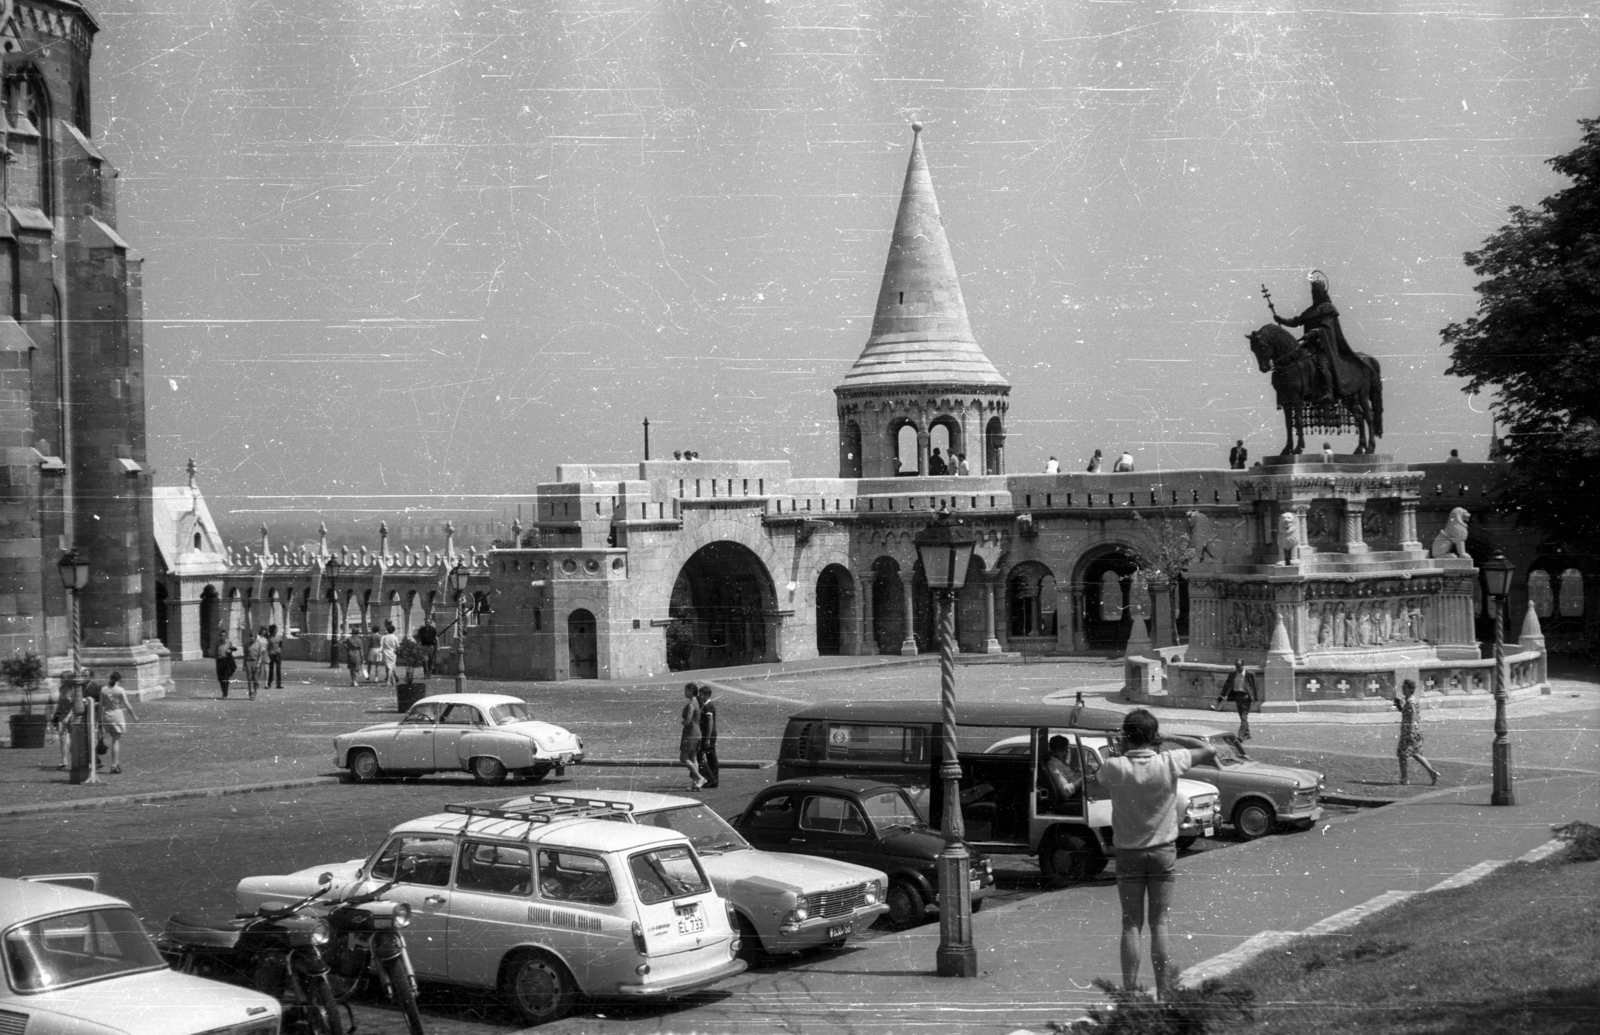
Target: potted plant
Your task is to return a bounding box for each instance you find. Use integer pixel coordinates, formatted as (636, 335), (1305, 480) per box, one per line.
(395, 638), (430, 712)
(3, 651), (49, 749)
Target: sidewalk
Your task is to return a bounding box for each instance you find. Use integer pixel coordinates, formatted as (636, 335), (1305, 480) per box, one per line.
(531, 773), (1600, 1035)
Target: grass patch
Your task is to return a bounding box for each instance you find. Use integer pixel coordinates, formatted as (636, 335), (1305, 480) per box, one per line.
(1218, 851), (1600, 1034)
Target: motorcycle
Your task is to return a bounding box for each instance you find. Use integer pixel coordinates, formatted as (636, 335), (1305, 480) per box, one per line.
(158, 885), (347, 1035)
(324, 879), (425, 1035)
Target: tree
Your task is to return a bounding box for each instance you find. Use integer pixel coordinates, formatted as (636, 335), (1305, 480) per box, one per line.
(1441, 116), (1600, 544)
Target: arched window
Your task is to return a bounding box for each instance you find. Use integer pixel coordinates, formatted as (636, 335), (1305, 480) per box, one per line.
(896, 423), (918, 474)
(984, 416), (1005, 475)
(1558, 569), (1584, 618)
(841, 420), (862, 478)
(1527, 570), (1554, 618)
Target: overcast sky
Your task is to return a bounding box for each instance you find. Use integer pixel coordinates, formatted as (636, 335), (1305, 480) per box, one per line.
(90, 0), (1597, 501)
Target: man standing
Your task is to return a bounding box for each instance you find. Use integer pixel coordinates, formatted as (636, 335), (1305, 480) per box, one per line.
(1098, 709), (1217, 998)
(1228, 440), (1248, 470)
(266, 624), (284, 689)
(697, 682), (720, 789)
(243, 628), (267, 699)
(416, 617), (439, 677)
(215, 644), (238, 698)
(1212, 659), (1258, 740)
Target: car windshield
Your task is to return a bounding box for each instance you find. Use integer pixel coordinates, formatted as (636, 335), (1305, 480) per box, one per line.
(4, 907), (167, 993)
(860, 789), (924, 831)
(1210, 737), (1248, 765)
(637, 805), (750, 854)
(629, 845), (711, 904)
(488, 702), (535, 725)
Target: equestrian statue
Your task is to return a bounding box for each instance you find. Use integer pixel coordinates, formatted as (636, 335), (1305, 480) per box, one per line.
(1248, 271), (1384, 456)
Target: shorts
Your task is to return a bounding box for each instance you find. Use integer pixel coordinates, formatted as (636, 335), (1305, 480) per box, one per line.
(1114, 843), (1178, 886)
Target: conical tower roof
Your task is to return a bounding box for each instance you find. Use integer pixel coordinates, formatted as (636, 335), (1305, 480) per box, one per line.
(838, 124), (1009, 392)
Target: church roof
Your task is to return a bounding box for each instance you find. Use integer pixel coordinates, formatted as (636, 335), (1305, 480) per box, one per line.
(837, 125), (1009, 393)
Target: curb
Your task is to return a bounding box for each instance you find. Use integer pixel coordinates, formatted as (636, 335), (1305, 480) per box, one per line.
(1320, 791), (1398, 808)
(582, 759), (772, 769)
(0, 776), (341, 817)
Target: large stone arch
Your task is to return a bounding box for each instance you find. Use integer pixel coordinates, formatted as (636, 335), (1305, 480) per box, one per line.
(668, 540), (780, 671)
(1069, 542), (1144, 652)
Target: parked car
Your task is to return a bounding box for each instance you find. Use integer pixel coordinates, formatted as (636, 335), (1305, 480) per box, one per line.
(1066, 716), (1325, 839)
(1, 873), (282, 1035)
(235, 797), (745, 1025)
(729, 778), (997, 928)
(775, 701), (1221, 880)
(333, 693), (584, 786)
(490, 791), (888, 959)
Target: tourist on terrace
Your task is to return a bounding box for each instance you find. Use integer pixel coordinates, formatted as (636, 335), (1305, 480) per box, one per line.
(956, 452), (970, 475)
(1229, 440), (1248, 469)
(1044, 456), (1060, 474)
(1086, 449), (1103, 473)
(1113, 451), (1135, 472)
(929, 448), (948, 475)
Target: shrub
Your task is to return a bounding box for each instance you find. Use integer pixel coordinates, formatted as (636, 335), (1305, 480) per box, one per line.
(1, 652), (46, 714)
(395, 638), (430, 684)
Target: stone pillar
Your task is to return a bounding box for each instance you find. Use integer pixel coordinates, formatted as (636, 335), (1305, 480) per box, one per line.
(983, 573), (1001, 654)
(173, 592), (203, 661)
(916, 431), (930, 476)
(859, 577), (876, 655)
(1343, 501), (1368, 554)
(1150, 579), (1174, 648)
(1399, 500), (1421, 550)
(899, 573), (919, 655)
(1292, 503), (1311, 563)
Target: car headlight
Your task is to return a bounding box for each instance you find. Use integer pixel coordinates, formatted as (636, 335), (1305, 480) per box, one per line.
(864, 880), (882, 905)
(391, 903), (411, 928)
(783, 903), (809, 925)
(310, 919), (331, 946)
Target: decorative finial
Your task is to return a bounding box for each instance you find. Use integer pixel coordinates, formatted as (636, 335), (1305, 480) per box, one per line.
(379, 520), (389, 537)
(911, 121), (923, 134)
(185, 458), (196, 488)
(318, 522), (327, 537)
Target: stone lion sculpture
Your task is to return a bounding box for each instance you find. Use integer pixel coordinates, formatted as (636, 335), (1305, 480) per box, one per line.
(1277, 510), (1302, 565)
(1430, 507), (1471, 559)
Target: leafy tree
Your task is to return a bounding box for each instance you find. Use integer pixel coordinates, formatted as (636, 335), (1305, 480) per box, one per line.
(1441, 116), (1600, 544)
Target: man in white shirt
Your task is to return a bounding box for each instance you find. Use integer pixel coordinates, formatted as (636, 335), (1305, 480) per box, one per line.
(1044, 456), (1060, 474)
(1113, 451), (1135, 472)
(1098, 709), (1217, 998)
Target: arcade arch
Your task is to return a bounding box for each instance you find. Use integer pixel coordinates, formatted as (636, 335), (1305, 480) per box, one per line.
(870, 556), (906, 653)
(1073, 546), (1140, 651)
(892, 420), (919, 475)
(815, 564), (854, 656)
(568, 609), (598, 679)
(667, 541), (778, 671)
(841, 421), (863, 478)
(984, 415), (1005, 474)
(1007, 561), (1057, 639)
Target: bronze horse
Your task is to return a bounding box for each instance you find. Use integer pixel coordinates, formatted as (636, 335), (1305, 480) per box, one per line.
(1247, 323), (1384, 456)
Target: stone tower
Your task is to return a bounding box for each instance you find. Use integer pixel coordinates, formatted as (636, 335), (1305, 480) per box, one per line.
(0, 0), (170, 693)
(835, 124), (1010, 479)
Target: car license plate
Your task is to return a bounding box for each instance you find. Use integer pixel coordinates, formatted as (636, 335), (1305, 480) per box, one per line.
(828, 924), (849, 939)
(557, 753), (572, 765)
(969, 878), (982, 893)
(675, 905), (705, 935)
(1204, 825), (1215, 837)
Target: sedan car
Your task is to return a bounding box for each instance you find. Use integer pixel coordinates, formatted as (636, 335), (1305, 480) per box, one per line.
(492, 790), (889, 959)
(334, 693), (584, 786)
(2, 874), (282, 1035)
(730, 778), (996, 928)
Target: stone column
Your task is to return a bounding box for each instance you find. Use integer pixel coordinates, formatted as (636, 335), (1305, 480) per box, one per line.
(899, 573), (919, 655)
(1070, 587), (1087, 651)
(1343, 500), (1368, 554)
(1293, 503), (1311, 563)
(916, 431), (930, 476)
(859, 577), (875, 655)
(1150, 579), (1174, 648)
(1399, 500), (1421, 550)
(984, 573), (1002, 654)
(173, 592), (203, 660)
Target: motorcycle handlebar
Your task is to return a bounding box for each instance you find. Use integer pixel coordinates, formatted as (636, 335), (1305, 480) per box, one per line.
(258, 884), (332, 919)
(331, 878), (401, 908)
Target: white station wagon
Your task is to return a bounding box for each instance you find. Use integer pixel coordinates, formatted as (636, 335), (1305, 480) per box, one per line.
(496, 791), (889, 958)
(1, 874), (282, 1035)
(334, 693), (584, 786)
(235, 798), (745, 1025)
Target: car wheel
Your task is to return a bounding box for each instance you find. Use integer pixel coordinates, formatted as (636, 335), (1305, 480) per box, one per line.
(527, 765), (552, 784)
(969, 895), (986, 914)
(734, 913), (764, 963)
(1234, 800), (1276, 841)
(502, 950), (577, 1025)
(472, 756), (508, 787)
(884, 880), (925, 929)
(1176, 836), (1197, 851)
(348, 750), (381, 784)
(1039, 830), (1096, 884)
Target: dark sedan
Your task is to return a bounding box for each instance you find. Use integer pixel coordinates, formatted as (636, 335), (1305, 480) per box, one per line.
(729, 777), (996, 928)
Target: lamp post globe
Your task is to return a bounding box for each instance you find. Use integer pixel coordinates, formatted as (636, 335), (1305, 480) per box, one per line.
(913, 504), (979, 977)
(1480, 550), (1516, 806)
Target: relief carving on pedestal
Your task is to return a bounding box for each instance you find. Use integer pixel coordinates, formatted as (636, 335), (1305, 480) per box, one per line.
(1305, 502), (1339, 543)
(1360, 505), (1392, 541)
(1305, 591), (1432, 650)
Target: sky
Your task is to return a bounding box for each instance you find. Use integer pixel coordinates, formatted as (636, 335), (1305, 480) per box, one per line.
(87, 0), (1599, 503)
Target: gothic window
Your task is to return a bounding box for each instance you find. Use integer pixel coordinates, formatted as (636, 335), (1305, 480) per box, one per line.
(1558, 569), (1584, 618)
(1527, 570), (1553, 618)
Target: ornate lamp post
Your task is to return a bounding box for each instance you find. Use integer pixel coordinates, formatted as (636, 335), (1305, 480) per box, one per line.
(325, 557), (342, 668)
(450, 563), (472, 695)
(57, 550), (96, 785)
(913, 504), (978, 977)
(1480, 550), (1515, 806)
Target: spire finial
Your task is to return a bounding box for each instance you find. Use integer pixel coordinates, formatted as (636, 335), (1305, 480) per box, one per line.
(911, 121), (923, 135)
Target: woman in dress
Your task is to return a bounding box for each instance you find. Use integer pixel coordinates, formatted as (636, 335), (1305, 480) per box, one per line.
(1393, 679), (1440, 785)
(99, 671), (139, 775)
(380, 621), (400, 687)
(679, 684), (704, 790)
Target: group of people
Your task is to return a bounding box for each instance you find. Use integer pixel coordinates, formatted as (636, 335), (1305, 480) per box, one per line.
(926, 448), (969, 475)
(678, 682), (721, 790)
(47, 669), (138, 775)
(1056, 449), (1135, 474)
(671, 451), (702, 460)
(212, 624), (285, 699)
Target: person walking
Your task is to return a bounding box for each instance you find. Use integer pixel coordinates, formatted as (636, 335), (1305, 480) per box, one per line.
(365, 625), (383, 683)
(416, 617), (439, 677)
(215, 644), (237, 698)
(696, 682), (720, 789)
(48, 673), (77, 769)
(1211, 659), (1258, 740)
(1098, 709), (1217, 999)
(1393, 679), (1440, 785)
(679, 684), (704, 791)
(243, 628), (267, 699)
(341, 625), (365, 686)
(1086, 449), (1104, 473)
(98, 672), (138, 775)
(266, 624), (284, 689)
(380, 621), (400, 687)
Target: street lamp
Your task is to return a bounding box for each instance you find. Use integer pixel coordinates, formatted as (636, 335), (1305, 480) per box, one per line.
(57, 549), (96, 785)
(1480, 550), (1516, 806)
(450, 563), (472, 695)
(57, 550), (90, 673)
(913, 503), (978, 978)
(324, 558), (342, 668)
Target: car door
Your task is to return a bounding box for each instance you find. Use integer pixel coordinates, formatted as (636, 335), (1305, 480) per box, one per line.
(386, 702), (444, 770)
(432, 704), (483, 770)
(445, 840), (537, 989)
(736, 793), (798, 851)
(366, 834), (456, 978)
(797, 794), (878, 870)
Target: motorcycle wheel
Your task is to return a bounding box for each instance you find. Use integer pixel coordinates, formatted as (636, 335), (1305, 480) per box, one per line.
(385, 956), (426, 1035)
(307, 976), (350, 1035)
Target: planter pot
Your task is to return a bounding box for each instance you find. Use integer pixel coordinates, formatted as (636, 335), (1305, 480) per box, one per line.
(8, 713), (48, 749)
(396, 683), (428, 713)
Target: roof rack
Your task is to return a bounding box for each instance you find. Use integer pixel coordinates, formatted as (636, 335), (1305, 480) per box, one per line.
(446, 794), (634, 828)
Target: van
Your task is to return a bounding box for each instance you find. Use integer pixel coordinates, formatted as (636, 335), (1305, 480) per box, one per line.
(778, 700), (1221, 881)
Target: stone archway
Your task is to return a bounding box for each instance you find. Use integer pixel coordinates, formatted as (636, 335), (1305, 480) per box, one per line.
(1073, 546), (1141, 651)
(870, 556), (905, 654)
(815, 564), (853, 656)
(568, 609), (598, 679)
(199, 585), (219, 657)
(668, 541), (779, 671)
